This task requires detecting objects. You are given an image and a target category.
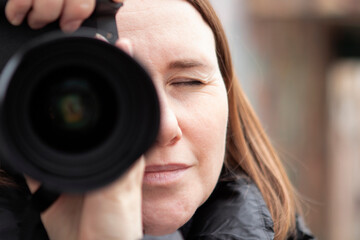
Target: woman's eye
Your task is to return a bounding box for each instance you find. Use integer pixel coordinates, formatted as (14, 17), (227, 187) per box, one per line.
(173, 80), (204, 86)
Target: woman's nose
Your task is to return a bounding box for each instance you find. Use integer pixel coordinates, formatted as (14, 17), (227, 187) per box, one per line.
(155, 99), (182, 147)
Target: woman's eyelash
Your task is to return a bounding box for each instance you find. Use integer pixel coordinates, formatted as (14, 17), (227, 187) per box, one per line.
(173, 80), (204, 86)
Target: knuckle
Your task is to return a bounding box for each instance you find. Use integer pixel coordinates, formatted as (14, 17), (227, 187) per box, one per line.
(35, 0), (63, 21)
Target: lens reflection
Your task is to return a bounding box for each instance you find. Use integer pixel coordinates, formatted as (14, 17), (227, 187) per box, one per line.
(29, 67), (117, 153)
(49, 79), (100, 132)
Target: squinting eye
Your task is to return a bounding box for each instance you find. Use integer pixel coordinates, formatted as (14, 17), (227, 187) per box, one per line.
(173, 80), (204, 86)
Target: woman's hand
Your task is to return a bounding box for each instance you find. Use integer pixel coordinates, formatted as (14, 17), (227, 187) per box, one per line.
(24, 33), (140, 239)
(26, 157), (144, 240)
(5, 0), (123, 32)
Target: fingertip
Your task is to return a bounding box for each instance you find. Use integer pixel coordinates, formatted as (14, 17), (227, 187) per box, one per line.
(8, 13), (26, 26)
(60, 20), (83, 33)
(116, 38), (134, 57)
(5, 0), (31, 26)
(27, 20), (47, 30)
(24, 175), (42, 194)
(95, 33), (110, 42)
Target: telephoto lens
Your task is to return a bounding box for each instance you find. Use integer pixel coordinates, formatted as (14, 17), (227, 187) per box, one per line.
(0, 1), (160, 193)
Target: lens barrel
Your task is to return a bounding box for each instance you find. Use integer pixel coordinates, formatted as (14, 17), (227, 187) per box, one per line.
(0, 33), (160, 192)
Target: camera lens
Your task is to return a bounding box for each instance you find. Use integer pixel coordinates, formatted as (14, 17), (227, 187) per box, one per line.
(30, 66), (117, 153)
(0, 34), (160, 192)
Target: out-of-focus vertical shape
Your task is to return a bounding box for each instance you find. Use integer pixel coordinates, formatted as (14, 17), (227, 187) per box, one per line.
(327, 61), (360, 240)
(208, 0), (261, 110)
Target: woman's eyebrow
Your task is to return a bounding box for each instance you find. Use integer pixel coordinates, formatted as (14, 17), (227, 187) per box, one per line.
(167, 59), (207, 70)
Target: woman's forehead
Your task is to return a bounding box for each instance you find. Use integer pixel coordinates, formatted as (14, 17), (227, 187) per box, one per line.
(116, 0), (213, 41)
(116, 0), (217, 66)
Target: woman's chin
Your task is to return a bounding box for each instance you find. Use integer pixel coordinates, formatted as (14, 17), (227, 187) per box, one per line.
(141, 178), (210, 236)
(142, 203), (195, 236)
(143, 220), (185, 236)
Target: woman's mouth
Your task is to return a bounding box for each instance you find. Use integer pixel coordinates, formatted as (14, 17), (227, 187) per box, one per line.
(143, 164), (190, 185)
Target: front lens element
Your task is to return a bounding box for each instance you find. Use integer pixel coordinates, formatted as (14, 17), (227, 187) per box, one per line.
(29, 67), (117, 153)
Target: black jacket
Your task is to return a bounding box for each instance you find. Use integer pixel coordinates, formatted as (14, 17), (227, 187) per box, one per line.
(179, 176), (315, 240)
(0, 175), (315, 240)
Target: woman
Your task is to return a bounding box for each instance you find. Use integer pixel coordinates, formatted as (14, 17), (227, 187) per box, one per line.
(1, 0), (315, 239)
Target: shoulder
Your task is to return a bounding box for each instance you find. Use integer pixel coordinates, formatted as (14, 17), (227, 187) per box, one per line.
(181, 175), (274, 240)
(181, 175), (316, 240)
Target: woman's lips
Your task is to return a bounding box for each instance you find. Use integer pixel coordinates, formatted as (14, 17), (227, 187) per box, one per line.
(143, 164), (190, 185)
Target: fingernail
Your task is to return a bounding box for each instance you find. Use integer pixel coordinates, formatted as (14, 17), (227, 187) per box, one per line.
(95, 33), (110, 42)
(29, 21), (46, 30)
(10, 13), (25, 26)
(62, 20), (82, 33)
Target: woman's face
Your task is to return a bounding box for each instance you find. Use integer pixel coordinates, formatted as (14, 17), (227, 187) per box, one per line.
(116, 0), (228, 235)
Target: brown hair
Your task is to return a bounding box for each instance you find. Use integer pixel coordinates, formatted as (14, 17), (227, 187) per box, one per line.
(186, 0), (299, 239)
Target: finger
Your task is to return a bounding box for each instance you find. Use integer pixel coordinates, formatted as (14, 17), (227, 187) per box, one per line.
(80, 157), (144, 240)
(59, 0), (96, 33)
(97, 156), (145, 197)
(24, 175), (42, 193)
(115, 38), (134, 57)
(5, 0), (33, 26)
(128, 156), (145, 185)
(123, 156), (145, 183)
(27, 0), (64, 29)
(112, 156), (144, 192)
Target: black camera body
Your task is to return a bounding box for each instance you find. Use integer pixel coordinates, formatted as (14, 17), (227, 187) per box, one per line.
(0, 0), (160, 193)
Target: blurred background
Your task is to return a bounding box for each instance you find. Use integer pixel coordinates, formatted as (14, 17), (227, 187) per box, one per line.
(209, 0), (360, 240)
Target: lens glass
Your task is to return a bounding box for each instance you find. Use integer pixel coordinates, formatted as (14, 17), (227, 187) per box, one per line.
(50, 79), (99, 131)
(29, 66), (117, 153)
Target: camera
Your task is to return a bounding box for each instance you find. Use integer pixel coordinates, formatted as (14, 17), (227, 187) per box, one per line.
(0, 0), (160, 193)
